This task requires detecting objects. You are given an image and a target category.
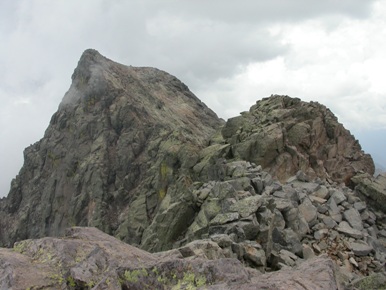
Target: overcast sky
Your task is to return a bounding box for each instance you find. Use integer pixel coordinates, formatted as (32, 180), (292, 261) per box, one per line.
(1, 0), (386, 197)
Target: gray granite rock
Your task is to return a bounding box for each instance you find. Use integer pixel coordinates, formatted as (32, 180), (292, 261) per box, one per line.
(343, 208), (364, 231)
(336, 221), (363, 239)
(299, 198), (318, 226)
(350, 242), (373, 257)
(330, 190), (347, 205)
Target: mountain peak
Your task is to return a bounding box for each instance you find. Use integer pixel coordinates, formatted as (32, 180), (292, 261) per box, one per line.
(0, 51), (377, 252)
(72, 49), (109, 80)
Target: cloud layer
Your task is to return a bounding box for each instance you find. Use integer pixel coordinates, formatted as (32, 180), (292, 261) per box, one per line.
(1, 0), (385, 196)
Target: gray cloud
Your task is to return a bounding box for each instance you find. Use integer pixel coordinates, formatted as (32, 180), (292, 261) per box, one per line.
(0, 0), (385, 197)
(149, 0), (377, 23)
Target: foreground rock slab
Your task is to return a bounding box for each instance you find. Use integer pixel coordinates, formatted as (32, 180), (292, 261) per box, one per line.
(0, 227), (342, 289)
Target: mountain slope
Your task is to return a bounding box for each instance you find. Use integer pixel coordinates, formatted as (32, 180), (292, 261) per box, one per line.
(0, 50), (376, 251)
(0, 49), (223, 247)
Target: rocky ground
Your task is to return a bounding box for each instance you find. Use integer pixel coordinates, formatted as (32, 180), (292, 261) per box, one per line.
(143, 159), (386, 288)
(1, 166), (385, 289)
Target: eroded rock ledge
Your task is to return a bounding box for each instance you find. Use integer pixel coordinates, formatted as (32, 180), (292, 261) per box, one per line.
(0, 227), (341, 289)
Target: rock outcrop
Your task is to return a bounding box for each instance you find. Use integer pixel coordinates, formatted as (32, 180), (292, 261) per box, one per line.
(352, 172), (386, 212)
(0, 49), (383, 289)
(222, 95), (374, 184)
(0, 226), (342, 289)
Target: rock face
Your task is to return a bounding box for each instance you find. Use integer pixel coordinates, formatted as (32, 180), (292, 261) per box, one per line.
(0, 226), (342, 289)
(222, 95), (374, 184)
(0, 50), (383, 288)
(0, 49), (224, 247)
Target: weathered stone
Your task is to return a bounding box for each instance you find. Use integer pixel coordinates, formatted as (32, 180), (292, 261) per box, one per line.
(302, 244), (315, 260)
(341, 201), (351, 210)
(347, 193), (361, 204)
(272, 228), (302, 256)
(282, 207), (310, 237)
(312, 243), (322, 254)
(296, 170), (310, 182)
(242, 242), (266, 268)
(330, 190), (347, 205)
(314, 229), (329, 240)
(336, 221), (363, 239)
(210, 234), (233, 248)
(343, 208), (364, 231)
(246, 255), (341, 290)
(317, 240), (328, 251)
(350, 242), (373, 257)
(274, 198), (294, 212)
(313, 185), (330, 199)
(226, 224), (247, 243)
(327, 197), (343, 223)
(352, 172), (386, 212)
(353, 201), (367, 212)
(310, 195), (327, 204)
(349, 257), (359, 268)
(251, 177), (264, 195)
(229, 195), (262, 218)
(322, 216), (337, 229)
(317, 204), (329, 214)
(210, 212), (240, 226)
(235, 221), (260, 241)
(366, 236), (386, 263)
(178, 239), (227, 260)
(298, 198), (318, 226)
(349, 273), (386, 290)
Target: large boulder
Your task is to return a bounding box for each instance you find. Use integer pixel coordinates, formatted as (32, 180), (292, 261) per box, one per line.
(352, 172), (386, 213)
(0, 227), (342, 290)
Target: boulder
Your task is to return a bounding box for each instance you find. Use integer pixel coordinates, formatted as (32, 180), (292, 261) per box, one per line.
(343, 208), (364, 231)
(349, 242), (373, 257)
(229, 195), (262, 218)
(238, 255), (341, 290)
(0, 227), (343, 290)
(336, 221), (363, 239)
(298, 198), (318, 226)
(352, 173), (386, 213)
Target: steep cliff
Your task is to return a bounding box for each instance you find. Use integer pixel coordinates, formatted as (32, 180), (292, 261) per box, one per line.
(0, 49), (223, 247)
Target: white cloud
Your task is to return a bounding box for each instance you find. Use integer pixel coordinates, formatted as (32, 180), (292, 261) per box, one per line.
(199, 4), (386, 131)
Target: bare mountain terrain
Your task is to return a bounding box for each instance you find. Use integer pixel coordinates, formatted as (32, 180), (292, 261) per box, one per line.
(0, 50), (385, 289)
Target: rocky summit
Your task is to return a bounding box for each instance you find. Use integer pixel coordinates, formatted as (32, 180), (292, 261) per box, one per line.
(0, 49), (385, 289)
